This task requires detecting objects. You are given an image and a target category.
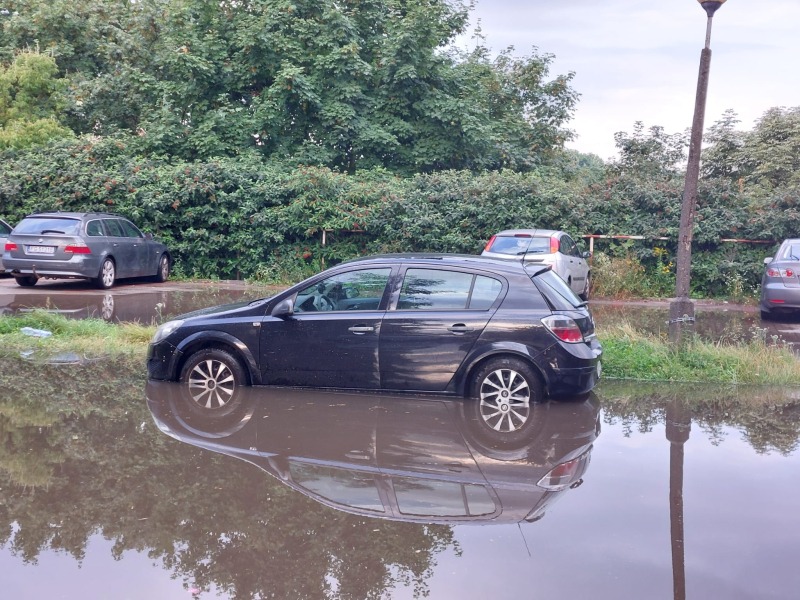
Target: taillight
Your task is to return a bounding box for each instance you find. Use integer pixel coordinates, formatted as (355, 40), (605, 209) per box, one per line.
(542, 315), (584, 343)
(537, 455), (587, 491)
(5, 242), (17, 251)
(483, 235), (496, 252)
(550, 236), (559, 254)
(767, 267), (795, 278)
(64, 243), (91, 254)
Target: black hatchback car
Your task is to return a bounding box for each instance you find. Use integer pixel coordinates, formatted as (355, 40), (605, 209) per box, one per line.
(147, 254), (602, 415)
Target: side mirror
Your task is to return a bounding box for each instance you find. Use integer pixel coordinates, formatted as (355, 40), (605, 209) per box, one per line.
(144, 232), (154, 240)
(763, 257), (773, 265)
(582, 251), (592, 259)
(271, 298), (294, 318)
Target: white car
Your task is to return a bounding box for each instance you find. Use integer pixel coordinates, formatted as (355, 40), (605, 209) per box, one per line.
(482, 229), (591, 300)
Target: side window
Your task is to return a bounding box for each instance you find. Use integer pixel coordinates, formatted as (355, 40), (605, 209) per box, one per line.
(119, 219), (143, 238)
(398, 269), (473, 310)
(393, 477), (496, 517)
(294, 268), (391, 313)
(0, 221), (10, 235)
(469, 276), (503, 309)
(103, 219), (124, 237)
(86, 220), (105, 237)
(289, 462), (385, 513)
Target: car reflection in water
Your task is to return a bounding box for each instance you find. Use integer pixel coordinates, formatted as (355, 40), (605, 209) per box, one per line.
(146, 382), (600, 525)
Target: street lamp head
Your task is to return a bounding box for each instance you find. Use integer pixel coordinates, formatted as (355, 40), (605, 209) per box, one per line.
(698, 0), (727, 17)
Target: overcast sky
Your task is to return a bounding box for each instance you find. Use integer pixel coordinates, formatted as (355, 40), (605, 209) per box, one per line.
(461, 0), (800, 161)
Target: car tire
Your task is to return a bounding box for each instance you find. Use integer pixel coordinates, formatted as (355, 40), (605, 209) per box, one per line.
(467, 357), (544, 448)
(15, 275), (37, 287)
(153, 254), (170, 283)
(760, 309), (772, 321)
(95, 258), (116, 289)
(180, 348), (247, 410)
(580, 273), (590, 301)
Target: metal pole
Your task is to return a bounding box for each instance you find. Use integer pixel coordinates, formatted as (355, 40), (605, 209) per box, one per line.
(669, 13), (717, 345)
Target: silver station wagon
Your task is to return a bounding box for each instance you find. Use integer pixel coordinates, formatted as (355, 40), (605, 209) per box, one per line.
(3, 212), (171, 289)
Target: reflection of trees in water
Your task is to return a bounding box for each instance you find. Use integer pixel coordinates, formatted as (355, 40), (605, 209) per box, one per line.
(400, 276), (452, 309)
(0, 359), (457, 598)
(599, 381), (800, 455)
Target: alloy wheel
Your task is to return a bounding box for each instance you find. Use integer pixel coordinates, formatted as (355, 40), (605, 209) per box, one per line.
(478, 368), (532, 432)
(187, 359), (237, 409)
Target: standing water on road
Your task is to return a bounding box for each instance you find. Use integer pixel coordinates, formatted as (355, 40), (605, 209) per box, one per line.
(1, 357), (798, 599)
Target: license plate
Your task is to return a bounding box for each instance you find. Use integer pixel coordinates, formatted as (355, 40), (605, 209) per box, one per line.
(26, 245), (55, 255)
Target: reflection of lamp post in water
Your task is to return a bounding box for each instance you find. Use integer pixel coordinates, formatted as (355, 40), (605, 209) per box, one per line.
(667, 399), (691, 600)
(670, 0), (728, 344)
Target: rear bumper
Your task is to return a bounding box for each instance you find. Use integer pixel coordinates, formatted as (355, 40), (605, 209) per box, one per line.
(760, 283), (800, 312)
(538, 338), (602, 396)
(5, 255), (101, 279)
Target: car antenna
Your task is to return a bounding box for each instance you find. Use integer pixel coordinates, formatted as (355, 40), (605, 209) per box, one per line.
(517, 523), (532, 558)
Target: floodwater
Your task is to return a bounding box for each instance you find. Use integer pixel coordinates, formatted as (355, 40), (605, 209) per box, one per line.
(1, 361), (799, 599)
(0, 277), (274, 324)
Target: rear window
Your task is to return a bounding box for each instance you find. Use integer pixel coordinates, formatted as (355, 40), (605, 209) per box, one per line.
(780, 244), (800, 260)
(13, 217), (82, 236)
(0, 221), (11, 235)
(489, 236), (551, 256)
(532, 269), (585, 310)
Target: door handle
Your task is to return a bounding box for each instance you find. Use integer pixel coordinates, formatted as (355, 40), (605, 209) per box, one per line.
(345, 450), (371, 460)
(348, 325), (375, 334)
(447, 324), (472, 334)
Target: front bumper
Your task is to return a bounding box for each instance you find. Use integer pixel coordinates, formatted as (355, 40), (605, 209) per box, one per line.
(147, 340), (183, 381)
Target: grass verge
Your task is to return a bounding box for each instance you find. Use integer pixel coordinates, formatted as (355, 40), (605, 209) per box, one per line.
(0, 311), (155, 360)
(0, 313), (798, 386)
(597, 322), (800, 385)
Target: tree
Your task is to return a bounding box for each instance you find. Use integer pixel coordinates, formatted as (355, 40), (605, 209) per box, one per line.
(0, 0), (578, 171)
(0, 49), (72, 149)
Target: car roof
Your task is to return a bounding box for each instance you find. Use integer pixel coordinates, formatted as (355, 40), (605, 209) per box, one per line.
(492, 229), (562, 238)
(339, 253), (536, 275)
(24, 211), (125, 220)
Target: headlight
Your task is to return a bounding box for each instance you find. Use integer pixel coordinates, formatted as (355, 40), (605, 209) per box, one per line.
(151, 319), (185, 344)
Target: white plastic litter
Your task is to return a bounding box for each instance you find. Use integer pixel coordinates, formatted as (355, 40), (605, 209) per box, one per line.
(20, 327), (53, 338)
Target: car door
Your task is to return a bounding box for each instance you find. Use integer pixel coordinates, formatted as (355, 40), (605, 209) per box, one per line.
(102, 218), (138, 278)
(559, 234), (588, 295)
(118, 218), (151, 277)
(259, 267), (393, 389)
(379, 267), (504, 392)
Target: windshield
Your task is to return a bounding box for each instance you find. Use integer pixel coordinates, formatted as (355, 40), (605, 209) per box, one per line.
(489, 236), (551, 256)
(14, 217), (82, 236)
(531, 269), (585, 310)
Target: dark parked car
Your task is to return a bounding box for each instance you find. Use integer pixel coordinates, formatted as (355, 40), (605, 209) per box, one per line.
(482, 229), (592, 300)
(760, 238), (800, 319)
(146, 382), (601, 524)
(2, 211), (171, 289)
(148, 254), (602, 412)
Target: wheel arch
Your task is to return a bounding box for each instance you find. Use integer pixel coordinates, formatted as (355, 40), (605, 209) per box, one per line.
(174, 331), (260, 385)
(458, 345), (549, 398)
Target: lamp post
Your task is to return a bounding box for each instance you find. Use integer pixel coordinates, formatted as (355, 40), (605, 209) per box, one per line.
(669, 0), (728, 345)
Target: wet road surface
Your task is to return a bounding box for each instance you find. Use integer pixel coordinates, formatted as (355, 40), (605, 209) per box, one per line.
(0, 276), (278, 323)
(1, 359), (798, 599)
